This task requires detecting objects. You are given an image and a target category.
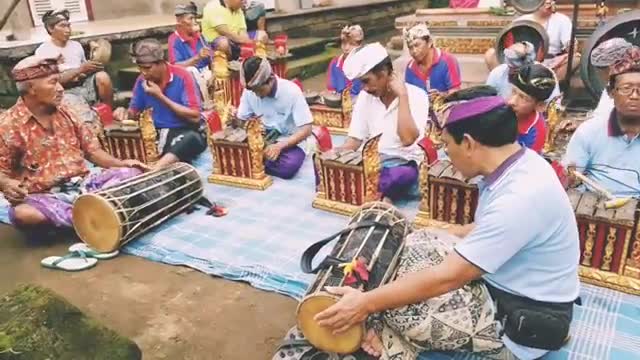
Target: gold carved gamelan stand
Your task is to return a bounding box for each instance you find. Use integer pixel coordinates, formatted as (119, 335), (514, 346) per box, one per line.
(210, 51), (240, 109)
(413, 160), (479, 229)
(310, 86), (353, 136)
(208, 115), (273, 191)
(98, 109), (158, 164)
(312, 134), (382, 216)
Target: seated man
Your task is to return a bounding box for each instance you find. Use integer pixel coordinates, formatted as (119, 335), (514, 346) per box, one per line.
(35, 10), (113, 107)
(506, 63), (557, 153)
(168, 2), (212, 104)
(312, 96), (579, 360)
(114, 39), (207, 169)
(243, 0), (267, 36)
(0, 56), (146, 230)
(339, 43), (429, 203)
(202, 0), (268, 60)
(563, 46), (640, 198)
(237, 56), (313, 179)
(326, 25), (364, 98)
(403, 23), (461, 95)
(590, 37), (633, 122)
(487, 41), (560, 101)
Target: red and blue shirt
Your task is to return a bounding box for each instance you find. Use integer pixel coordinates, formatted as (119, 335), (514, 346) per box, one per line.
(168, 30), (211, 71)
(517, 111), (546, 153)
(129, 63), (202, 129)
(404, 49), (461, 93)
(326, 54), (362, 97)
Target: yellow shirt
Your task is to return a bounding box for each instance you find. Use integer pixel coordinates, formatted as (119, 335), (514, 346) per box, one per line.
(202, 1), (247, 42)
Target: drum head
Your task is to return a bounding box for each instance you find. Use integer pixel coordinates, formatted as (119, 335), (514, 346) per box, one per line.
(496, 20), (549, 64)
(72, 193), (122, 253)
(508, 0), (545, 14)
(580, 10), (640, 99)
(297, 294), (364, 354)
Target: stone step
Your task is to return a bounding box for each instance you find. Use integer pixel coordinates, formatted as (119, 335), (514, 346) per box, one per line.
(286, 47), (341, 80)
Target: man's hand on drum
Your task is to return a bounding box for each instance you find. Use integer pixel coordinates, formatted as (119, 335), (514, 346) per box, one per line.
(265, 142), (285, 161)
(0, 178), (27, 205)
(119, 159), (152, 172)
(314, 286), (371, 334)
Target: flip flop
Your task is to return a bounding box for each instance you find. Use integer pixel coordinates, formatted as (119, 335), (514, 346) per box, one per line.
(68, 242), (119, 260)
(41, 250), (98, 272)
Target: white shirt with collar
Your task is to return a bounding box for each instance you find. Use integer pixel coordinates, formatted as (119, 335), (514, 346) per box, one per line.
(347, 83), (429, 164)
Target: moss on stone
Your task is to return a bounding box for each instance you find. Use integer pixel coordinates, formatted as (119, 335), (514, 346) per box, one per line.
(0, 284), (141, 360)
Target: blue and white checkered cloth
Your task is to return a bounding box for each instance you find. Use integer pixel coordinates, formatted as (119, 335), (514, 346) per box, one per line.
(1, 149), (640, 359)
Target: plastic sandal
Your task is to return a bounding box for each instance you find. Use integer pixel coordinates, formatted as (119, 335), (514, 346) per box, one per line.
(41, 250), (98, 272)
(68, 243), (119, 260)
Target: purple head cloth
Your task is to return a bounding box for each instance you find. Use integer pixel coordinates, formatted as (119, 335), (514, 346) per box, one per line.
(445, 96), (506, 126)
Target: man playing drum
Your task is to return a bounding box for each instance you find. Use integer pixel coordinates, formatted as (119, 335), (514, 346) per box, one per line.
(403, 23), (461, 95)
(334, 43), (429, 204)
(237, 56), (313, 179)
(35, 9), (114, 107)
(311, 95), (580, 360)
(563, 45), (640, 198)
(506, 63), (557, 153)
(114, 39), (208, 170)
(0, 56), (147, 230)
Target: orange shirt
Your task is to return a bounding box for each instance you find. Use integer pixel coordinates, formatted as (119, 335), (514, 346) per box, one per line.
(0, 98), (101, 193)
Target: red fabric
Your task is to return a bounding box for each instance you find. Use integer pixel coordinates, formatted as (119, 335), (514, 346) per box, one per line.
(93, 103), (113, 126)
(343, 259), (369, 286)
(312, 126), (333, 152)
(292, 78), (304, 91)
(550, 160), (569, 189)
(418, 137), (438, 165)
(503, 32), (515, 49)
(205, 110), (222, 134)
(450, 0), (479, 8)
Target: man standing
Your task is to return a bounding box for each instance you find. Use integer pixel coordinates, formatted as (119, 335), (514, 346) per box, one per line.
(114, 39), (207, 169)
(35, 10), (114, 107)
(0, 56), (146, 230)
(202, 0), (268, 60)
(338, 43), (429, 203)
(237, 56), (313, 179)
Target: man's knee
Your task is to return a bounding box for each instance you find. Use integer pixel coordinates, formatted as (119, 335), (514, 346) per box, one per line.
(95, 71), (112, 87)
(11, 205), (48, 227)
(256, 30), (269, 43)
(216, 37), (231, 53)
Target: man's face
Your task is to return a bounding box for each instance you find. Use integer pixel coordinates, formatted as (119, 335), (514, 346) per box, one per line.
(177, 14), (197, 34)
(137, 62), (164, 83)
(407, 38), (431, 62)
(538, 0), (555, 16)
(441, 128), (479, 179)
(612, 72), (640, 122)
(507, 86), (540, 119)
(249, 78), (273, 98)
(359, 70), (389, 98)
(50, 20), (71, 42)
(226, 0), (243, 10)
(341, 41), (358, 56)
(28, 74), (64, 108)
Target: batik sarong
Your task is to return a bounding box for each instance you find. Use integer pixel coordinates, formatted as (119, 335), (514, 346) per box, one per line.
(9, 167), (141, 228)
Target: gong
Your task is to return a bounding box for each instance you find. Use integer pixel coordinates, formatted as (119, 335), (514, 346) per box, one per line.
(495, 20), (550, 64)
(508, 0), (545, 14)
(580, 10), (640, 99)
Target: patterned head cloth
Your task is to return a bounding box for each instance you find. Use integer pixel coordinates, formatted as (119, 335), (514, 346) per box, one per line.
(341, 25), (364, 44)
(42, 9), (70, 31)
(175, 1), (198, 16)
(610, 46), (640, 77)
(11, 56), (60, 82)
(591, 38), (633, 68)
(509, 63), (556, 102)
(503, 41), (536, 69)
(343, 42), (389, 81)
(403, 23), (431, 45)
(130, 38), (165, 64)
(240, 56), (273, 88)
(445, 96), (507, 127)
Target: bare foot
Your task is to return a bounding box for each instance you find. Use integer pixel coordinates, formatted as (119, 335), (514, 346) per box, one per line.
(361, 329), (383, 358)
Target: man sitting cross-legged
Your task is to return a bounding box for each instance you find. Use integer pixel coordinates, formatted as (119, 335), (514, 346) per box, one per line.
(0, 56), (147, 230)
(114, 39), (208, 170)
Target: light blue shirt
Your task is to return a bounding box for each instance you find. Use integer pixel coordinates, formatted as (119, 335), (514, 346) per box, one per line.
(237, 77), (313, 137)
(486, 63), (561, 102)
(456, 148), (580, 360)
(562, 111), (640, 198)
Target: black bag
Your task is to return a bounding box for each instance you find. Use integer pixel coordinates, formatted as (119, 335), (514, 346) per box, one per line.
(487, 284), (575, 351)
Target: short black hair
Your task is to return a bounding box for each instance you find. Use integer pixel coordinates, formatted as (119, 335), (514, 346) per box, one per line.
(242, 56), (262, 83)
(368, 56), (393, 76)
(444, 85), (498, 103)
(445, 105), (518, 147)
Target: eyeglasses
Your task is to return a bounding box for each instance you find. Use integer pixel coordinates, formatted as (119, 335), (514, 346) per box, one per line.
(616, 85), (640, 96)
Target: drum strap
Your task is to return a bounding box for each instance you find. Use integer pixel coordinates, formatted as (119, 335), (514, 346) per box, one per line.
(300, 220), (391, 274)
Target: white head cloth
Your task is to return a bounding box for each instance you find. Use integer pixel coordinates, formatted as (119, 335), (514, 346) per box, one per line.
(240, 57), (273, 88)
(403, 23), (431, 45)
(343, 42), (389, 81)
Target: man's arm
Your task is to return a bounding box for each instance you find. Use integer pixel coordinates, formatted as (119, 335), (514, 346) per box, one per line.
(280, 124), (312, 148)
(336, 137), (363, 152)
(157, 93), (200, 124)
(215, 25), (253, 44)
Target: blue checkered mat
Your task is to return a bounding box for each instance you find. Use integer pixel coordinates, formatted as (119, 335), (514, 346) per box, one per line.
(1, 151), (639, 359)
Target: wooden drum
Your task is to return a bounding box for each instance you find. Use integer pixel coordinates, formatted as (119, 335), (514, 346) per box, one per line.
(72, 163), (204, 252)
(414, 160), (479, 228)
(568, 189), (640, 295)
(98, 110), (158, 164)
(312, 135), (381, 216)
(208, 118), (273, 190)
(298, 202), (409, 354)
